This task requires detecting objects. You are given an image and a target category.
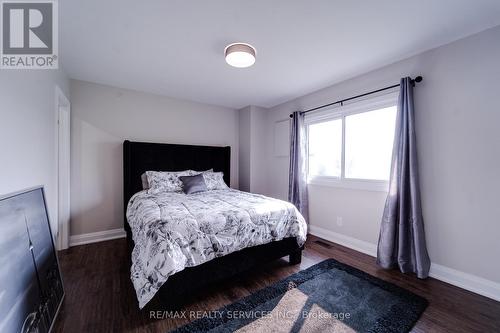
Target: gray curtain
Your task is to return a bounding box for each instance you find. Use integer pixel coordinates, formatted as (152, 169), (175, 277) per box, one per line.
(377, 77), (431, 278)
(288, 111), (309, 222)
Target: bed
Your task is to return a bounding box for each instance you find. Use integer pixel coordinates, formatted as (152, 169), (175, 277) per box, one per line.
(123, 140), (307, 309)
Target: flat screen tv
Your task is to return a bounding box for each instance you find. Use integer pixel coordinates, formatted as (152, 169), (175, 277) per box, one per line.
(0, 187), (64, 333)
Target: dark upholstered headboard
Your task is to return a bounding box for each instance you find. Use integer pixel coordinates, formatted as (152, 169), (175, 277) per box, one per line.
(123, 140), (231, 236)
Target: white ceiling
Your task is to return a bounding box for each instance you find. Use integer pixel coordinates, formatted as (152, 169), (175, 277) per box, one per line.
(61, 0), (500, 109)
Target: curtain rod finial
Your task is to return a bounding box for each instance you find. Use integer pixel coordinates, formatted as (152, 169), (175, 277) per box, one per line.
(414, 76), (423, 83)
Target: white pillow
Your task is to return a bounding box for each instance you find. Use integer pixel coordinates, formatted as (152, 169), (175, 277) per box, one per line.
(202, 172), (229, 190)
(146, 170), (193, 193)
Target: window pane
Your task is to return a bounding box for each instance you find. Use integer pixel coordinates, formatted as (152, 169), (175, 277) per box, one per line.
(308, 119), (342, 177)
(345, 106), (397, 180)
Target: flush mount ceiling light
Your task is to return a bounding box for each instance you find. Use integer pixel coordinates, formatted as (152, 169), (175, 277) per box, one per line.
(224, 43), (256, 68)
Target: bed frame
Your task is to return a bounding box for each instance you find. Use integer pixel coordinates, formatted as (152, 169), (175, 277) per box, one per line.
(123, 140), (303, 307)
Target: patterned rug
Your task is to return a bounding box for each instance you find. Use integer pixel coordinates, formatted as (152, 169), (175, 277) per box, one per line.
(172, 259), (428, 333)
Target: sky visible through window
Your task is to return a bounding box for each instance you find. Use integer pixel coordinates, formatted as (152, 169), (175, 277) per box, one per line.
(308, 119), (342, 177)
(345, 106), (397, 180)
(308, 105), (397, 181)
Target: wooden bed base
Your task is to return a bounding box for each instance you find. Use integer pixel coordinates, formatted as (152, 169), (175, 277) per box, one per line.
(123, 140), (303, 307)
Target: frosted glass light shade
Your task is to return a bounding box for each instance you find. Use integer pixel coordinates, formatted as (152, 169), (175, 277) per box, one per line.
(224, 43), (256, 68)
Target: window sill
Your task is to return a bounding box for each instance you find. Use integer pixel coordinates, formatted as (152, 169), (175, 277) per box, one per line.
(307, 177), (389, 192)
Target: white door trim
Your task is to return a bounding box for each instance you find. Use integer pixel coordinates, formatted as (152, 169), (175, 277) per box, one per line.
(55, 86), (71, 250)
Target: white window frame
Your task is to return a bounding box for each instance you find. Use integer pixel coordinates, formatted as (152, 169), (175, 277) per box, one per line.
(305, 91), (398, 192)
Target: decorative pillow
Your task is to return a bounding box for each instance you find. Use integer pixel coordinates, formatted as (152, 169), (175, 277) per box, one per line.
(203, 172), (229, 190)
(146, 170), (193, 193)
(179, 174), (208, 194)
(143, 169), (204, 190)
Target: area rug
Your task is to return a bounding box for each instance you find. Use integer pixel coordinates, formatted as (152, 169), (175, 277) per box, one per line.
(172, 259), (428, 333)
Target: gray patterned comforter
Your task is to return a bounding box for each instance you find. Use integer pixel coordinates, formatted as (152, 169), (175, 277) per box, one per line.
(126, 189), (307, 308)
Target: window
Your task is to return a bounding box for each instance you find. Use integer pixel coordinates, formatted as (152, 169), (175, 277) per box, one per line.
(306, 93), (397, 191)
(345, 106), (397, 180)
(308, 119), (342, 177)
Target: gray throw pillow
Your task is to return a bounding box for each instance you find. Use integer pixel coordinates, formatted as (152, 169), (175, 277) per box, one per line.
(179, 174), (208, 194)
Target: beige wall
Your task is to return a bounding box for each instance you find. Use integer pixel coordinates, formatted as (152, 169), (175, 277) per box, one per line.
(238, 106), (252, 192)
(262, 25), (500, 284)
(238, 105), (268, 194)
(0, 69), (69, 234)
(309, 186), (387, 245)
(249, 106), (269, 195)
(70, 80), (239, 235)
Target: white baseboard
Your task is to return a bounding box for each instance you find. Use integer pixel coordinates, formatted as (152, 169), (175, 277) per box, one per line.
(308, 225), (500, 302)
(428, 263), (500, 302)
(69, 228), (126, 247)
(309, 225), (377, 257)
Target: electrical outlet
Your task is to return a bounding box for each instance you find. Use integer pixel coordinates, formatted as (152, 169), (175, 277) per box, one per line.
(336, 216), (343, 227)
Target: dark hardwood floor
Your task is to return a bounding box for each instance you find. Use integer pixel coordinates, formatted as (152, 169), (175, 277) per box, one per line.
(52, 235), (500, 332)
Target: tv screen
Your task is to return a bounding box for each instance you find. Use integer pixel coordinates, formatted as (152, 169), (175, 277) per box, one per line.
(0, 187), (64, 333)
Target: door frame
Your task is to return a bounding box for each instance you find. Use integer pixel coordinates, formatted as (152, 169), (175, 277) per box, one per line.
(55, 86), (71, 250)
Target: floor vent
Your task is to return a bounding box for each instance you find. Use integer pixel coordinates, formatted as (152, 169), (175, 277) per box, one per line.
(314, 240), (333, 249)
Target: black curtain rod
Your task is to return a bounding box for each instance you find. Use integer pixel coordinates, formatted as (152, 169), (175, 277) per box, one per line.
(289, 76), (423, 118)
